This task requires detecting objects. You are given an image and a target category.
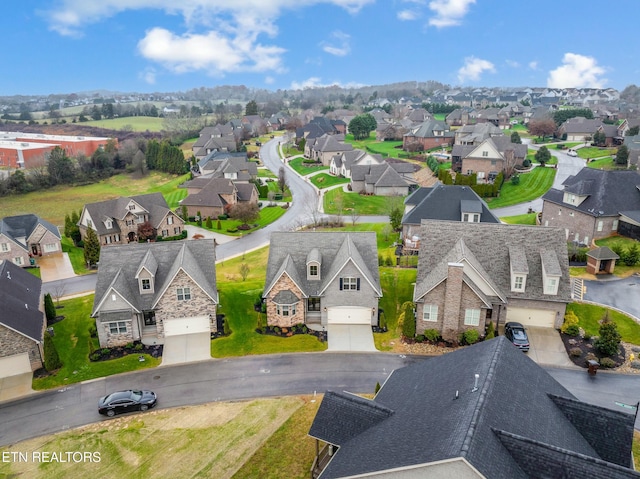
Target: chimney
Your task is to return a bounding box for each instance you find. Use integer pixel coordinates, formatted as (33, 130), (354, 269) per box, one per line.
(442, 263), (464, 342)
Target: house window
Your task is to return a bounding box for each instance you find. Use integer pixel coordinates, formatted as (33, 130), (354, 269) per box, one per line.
(308, 297), (321, 312)
(612, 219), (618, 231)
(340, 277), (360, 290)
(464, 309), (480, 326)
(168, 216), (174, 225)
(174, 227), (181, 235)
(105, 236), (112, 244)
(597, 220), (603, 232)
(109, 321), (127, 334)
(490, 160), (497, 166)
(177, 287), (191, 301)
(1, 243), (9, 252)
(276, 304), (297, 316)
(309, 264), (318, 277)
(423, 305), (438, 322)
(482, 151), (488, 157)
(162, 230), (168, 237)
(463, 213), (469, 222)
(568, 194), (575, 204)
(545, 278), (558, 295)
(143, 311), (156, 326)
(141, 279), (151, 290)
(129, 205), (135, 210)
(13, 257), (23, 266)
(466, 169), (473, 175)
(472, 214), (480, 223)
(115, 234), (120, 242)
(514, 276), (524, 291)
(105, 220), (112, 229)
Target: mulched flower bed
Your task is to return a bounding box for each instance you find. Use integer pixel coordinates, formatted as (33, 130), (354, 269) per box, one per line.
(560, 333), (625, 369)
(89, 343), (163, 362)
(256, 325), (326, 342)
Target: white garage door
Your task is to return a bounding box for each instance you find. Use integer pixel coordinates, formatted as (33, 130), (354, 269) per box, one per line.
(0, 353), (33, 401)
(327, 306), (372, 325)
(164, 315), (210, 336)
(506, 307), (556, 328)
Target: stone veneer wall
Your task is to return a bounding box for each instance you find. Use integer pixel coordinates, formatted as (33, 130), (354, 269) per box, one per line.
(0, 325), (43, 370)
(98, 318), (134, 348)
(154, 269), (217, 338)
(265, 275), (305, 328)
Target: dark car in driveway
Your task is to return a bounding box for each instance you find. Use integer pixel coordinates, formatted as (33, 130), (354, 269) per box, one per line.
(98, 390), (157, 417)
(504, 322), (530, 352)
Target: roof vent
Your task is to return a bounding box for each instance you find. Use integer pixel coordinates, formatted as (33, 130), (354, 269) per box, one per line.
(6, 271), (10, 280)
(25, 303), (28, 309)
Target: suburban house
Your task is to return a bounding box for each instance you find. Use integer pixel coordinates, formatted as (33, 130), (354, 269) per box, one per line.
(401, 185), (500, 253)
(413, 221), (570, 342)
(191, 125), (238, 160)
(78, 193), (184, 246)
(241, 115), (272, 137)
(557, 117), (604, 142)
(263, 232), (382, 329)
(308, 336), (638, 479)
(0, 214), (62, 267)
(623, 134), (640, 168)
(445, 107), (476, 126)
(349, 163), (412, 196)
(91, 240), (218, 348)
(0, 259), (44, 373)
(541, 169), (640, 244)
(329, 150), (385, 178)
(454, 123), (504, 146)
(475, 107), (510, 129)
(375, 118), (412, 141)
(196, 151), (257, 180)
(306, 134), (353, 166)
(179, 177), (258, 219)
(452, 136), (527, 180)
(402, 119), (455, 152)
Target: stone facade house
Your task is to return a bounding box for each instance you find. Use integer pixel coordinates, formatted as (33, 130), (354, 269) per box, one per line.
(79, 193), (184, 246)
(309, 336), (638, 479)
(401, 185), (500, 253)
(329, 149), (385, 178)
(196, 151), (257, 180)
(179, 177), (259, 219)
(263, 232), (381, 329)
(413, 221), (570, 342)
(350, 163), (411, 196)
(91, 240), (218, 347)
(453, 136), (527, 180)
(0, 214), (62, 267)
(305, 134), (353, 166)
(541, 169), (640, 244)
(402, 119), (455, 152)
(0, 260), (44, 372)
(192, 125), (238, 160)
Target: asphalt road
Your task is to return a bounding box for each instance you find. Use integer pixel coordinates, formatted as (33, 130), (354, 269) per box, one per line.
(1, 353), (639, 448)
(583, 275), (640, 320)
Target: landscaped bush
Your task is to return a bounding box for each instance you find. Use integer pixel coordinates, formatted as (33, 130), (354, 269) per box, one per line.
(510, 175), (520, 185)
(485, 321), (495, 339)
(424, 329), (441, 342)
(594, 315), (621, 356)
(569, 347), (582, 357)
(415, 335), (425, 343)
(218, 214), (228, 220)
(43, 331), (62, 371)
(463, 329), (480, 345)
(564, 324), (580, 336)
(599, 357), (616, 368)
(522, 159), (531, 167)
(561, 310), (579, 334)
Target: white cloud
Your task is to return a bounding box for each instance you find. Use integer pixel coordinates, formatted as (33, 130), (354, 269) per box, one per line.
(321, 31), (351, 57)
(457, 57), (495, 83)
(44, 0), (374, 74)
(528, 61), (538, 70)
(290, 77), (367, 90)
(547, 53), (607, 88)
(264, 76), (275, 84)
(139, 67), (156, 84)
(428, 0), (475, 28)
(505, 59), (520, 68)
(398, 9), (420, 20)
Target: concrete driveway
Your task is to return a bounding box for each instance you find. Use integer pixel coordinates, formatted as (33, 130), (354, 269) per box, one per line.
(38, 253), (75, 282)
(524, 327), (577, 368)
(326, 325), (376, 352)
(161, 332), (211, 366)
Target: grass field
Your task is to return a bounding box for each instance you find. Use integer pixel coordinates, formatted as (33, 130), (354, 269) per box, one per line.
(190, 205), (288, 236)
(0, 172), (189, 226)
(587, 157), (617, 169)
(310, 173), (350, 189)
(323, 188), (397, 215)
(566, 303), (640, 344)
(500, 213), (538, 225)
(577, 147), (617, 159)
(486, 167), (556, 209)
(288, 157), (329, 176)
(80, 116), (165, 132)
(32, 294), (161, 390)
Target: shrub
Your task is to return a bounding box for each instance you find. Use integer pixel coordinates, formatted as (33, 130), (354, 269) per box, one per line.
(510, 174), (520, 185)
(43, 331), (63, 371)
(522, 159), (531, 167)
(44, 293), (56, 325)
(485, 321), (495, 339)
(223, 318), (231, 336)
(378, 254), (384, 266)
(402, 303), (416, 339)
(564, 324), (580, 336)
(218, 214), (228, 220)
(561, 310), (579, 334)
(134, 343), (143, 351)
(273, 326), (280, 334)
(415, 335), (425, 343)
(424, 329), (441, 342)
(594, 315), (621, 356)
(585, 352), (597, 362)
(88, 324), (97, 338)
(583, 332), (592, 341)
(569, 347), (582, 357)
(463, 329), (480, 345)
(125, 342), (134, 349)
(101, 348), (111, 355)
(302, 325), (308, 334)
(89, 352), (101, 361)
(384, 256), (394, 267)
(599, 357), (616, 368)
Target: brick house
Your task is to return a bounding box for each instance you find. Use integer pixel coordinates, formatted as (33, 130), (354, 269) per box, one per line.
(452, 136), (527, 180)
(413, 221), (570, 342)
(0, 260), (44, 372)
(78, 193), (184, 246)
(0, 214), (62, 267)
(263, 232), (381, 329)
(541, 169), (640, 245)
(91, 240), (218, 347)
(305, 134), (353, 166)
(179, 177), (259, 219)
(402, 119), (455, 151)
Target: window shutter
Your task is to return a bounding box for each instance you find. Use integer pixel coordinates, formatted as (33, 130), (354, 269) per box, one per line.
(357, 278), (360, 290)
(339, 278), (343, 290)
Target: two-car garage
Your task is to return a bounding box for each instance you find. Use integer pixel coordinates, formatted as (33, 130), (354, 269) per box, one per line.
(326, 306), (376, 352)
(506, 307), (559, 329)
(161, 315), (211, 365)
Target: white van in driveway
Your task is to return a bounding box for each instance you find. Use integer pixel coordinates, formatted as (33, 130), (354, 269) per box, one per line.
(567, 149), (577, 157)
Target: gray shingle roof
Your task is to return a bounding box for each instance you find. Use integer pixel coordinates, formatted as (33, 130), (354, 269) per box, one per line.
(587, 246), (619, 260)
(0, 214), (61, 250)
(311, 336), (638, 479)
(542, 169), (640, 217)
(402, 186), (499, 225)
(414, 221), (571, 304)
(0, 260), (43, 342)
(264, 232), (381, 299)
(92, 240), (217, 316)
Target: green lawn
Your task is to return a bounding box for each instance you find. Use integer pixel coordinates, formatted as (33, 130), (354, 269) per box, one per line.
(310, 173), (350, 189)
(323, 188), (398, 215)
(288, 157), (329, 175)
(500, 213), (538, 225)
(33, 295), (161, 390)
(316, 223), (399, 261)
(61, 237), (92, 274)
(343, 133), (410, 160)
(566, 303), (640, 344)
(212, 247), (327, 357)
(577, 147), (616, 159)
(258, 168), (277, 178)
(81, 116), (165, 132)
(486, 167), (556, 209)
(0, 172), (189, 226)
(189, 205), (288, 236)
(376, 267), (417, 349)
(587, 157), (617, 169)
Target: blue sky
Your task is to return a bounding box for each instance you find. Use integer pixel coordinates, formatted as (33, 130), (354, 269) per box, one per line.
(2, 0), (639, 96)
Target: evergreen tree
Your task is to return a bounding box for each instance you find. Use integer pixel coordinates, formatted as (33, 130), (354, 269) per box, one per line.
(595, 315), (621, 356)
(145, 139), (161, 170)
(83, 227), (100, 267)
(245, 100), (259, 116)
(616, 144), (629, 166)
(44, 293), (57, 326)
(43, 331), (62, 371)
(69, 210), (82, 245)
(510, 131), (522, 144)
(402, 302), (416, 339)
(535, 146), (551, 166)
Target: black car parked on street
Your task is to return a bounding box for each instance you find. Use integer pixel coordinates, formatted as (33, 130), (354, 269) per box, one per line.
(98, 389), (157, 417)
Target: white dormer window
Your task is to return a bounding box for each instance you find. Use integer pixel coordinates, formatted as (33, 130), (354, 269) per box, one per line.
(105, 220), (112, 229)
(309, 264), (318, 277)
(141, 279), (151, 290)
(544, 277), (559, 295)
(129, 205), (135, 211)
(514, 276), (524, 291)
